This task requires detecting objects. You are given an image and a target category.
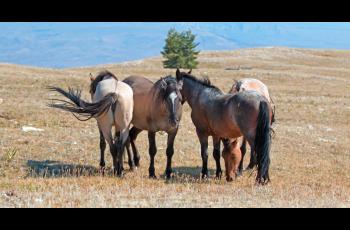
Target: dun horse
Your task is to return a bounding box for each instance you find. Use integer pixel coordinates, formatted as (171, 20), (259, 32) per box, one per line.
(123, 75), (182, 179)
(176, 69), (273, 184)
(48, 71), (134, 177)
(222, 78), (275, 181)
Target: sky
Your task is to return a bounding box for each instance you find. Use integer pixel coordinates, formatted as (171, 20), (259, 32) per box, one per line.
(0, 22), (349, 68)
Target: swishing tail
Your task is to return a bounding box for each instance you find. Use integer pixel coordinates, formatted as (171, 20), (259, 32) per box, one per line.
(254, 101), (271, 185)
(48, 86), (118, 121)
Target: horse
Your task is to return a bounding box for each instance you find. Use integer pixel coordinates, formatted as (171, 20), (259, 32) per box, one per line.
(229, 78), (275, 168)
(223, 78), (275, 174)
(123, 75), (182, 179)
(48, 71), (134, 177)
(176, 69), (273, 184)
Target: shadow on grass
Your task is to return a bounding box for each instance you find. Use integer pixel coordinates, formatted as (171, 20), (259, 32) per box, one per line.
(26, 160), (111, 178)
(25, 161), (223, 183)
(161, 166), (220, 184)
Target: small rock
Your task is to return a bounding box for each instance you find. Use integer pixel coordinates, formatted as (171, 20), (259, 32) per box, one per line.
(22, 126), (44, 132)
(0, 98), (3, 104)
(307, 124), (314, 130)
(35, 198), (43, 203)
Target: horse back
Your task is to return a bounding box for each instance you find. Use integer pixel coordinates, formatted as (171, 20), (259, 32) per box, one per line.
(123, 76), (154, 91)
(123, 76), (156, 130)
(93, 78), (134, 129)
(230, 90), (271, 138)
(231, 78), (271, 103)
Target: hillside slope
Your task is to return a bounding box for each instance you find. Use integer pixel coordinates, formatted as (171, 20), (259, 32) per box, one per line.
(0, 47), (349, 207)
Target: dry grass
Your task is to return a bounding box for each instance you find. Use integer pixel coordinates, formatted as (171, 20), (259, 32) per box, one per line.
(0, 47), (349, 208)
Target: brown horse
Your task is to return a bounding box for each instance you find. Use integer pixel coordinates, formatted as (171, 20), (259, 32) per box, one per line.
(176, 69), (273, 184)
(49, 71), (134, 177)
(123, 75), (183, 179)
(222, 78), (275, 180)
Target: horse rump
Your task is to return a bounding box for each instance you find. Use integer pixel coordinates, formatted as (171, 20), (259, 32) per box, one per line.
(254, 100), (271, 185)
(48, 86), (118, 121)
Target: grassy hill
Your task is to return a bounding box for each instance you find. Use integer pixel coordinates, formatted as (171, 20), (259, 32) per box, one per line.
(0, 47), (349, 207)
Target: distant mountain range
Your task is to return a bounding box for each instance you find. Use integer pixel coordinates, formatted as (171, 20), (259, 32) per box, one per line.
(0, 22), (350, 68)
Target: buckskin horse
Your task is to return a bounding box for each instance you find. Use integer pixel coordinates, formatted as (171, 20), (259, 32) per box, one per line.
(123, 75), (182, 179)
(48, 71), (134, 177)
(176, 69), (273, 184)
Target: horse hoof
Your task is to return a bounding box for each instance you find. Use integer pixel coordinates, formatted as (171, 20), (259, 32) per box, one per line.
(117, 173), (124, 178)
(215, 172), (222, 179)
(129, 166), (137, 172)
(149, 175), (157, 179)
(134, 159), (140, 168)
(245, 165), (255, 171)
(201, 174), (209, 180)
(165, 173), (174, 180)
(99, 167), (105, 176)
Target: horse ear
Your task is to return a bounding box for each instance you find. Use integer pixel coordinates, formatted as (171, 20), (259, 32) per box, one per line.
(176, 68), (183, 82)
(229, 80), (238, 93)
(160, 78), (167, 89)
(188, 69), (192, 74)
(89, 73), (95, 82)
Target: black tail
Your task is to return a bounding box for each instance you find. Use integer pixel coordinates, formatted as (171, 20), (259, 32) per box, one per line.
(254, 101), (271, 185)
(48, 86), (118, 121)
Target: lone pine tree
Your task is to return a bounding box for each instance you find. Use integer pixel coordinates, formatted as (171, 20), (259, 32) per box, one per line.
(161, 28), (200, 69)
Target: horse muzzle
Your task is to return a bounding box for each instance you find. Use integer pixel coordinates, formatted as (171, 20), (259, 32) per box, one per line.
(226, 176), (234, 182)
(169, 117), (179, 127)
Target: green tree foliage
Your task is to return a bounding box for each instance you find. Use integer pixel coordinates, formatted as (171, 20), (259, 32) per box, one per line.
(161, 28), (200, 69)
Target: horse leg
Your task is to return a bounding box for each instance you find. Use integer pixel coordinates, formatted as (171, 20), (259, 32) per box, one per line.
(99, 129), (106, 168)
(165, 129), (178, 179)
(246, 148), (257, 170)
(238, 138), (247, 175)
(99, 124), (117, 176)
(114, 131), (124, 171)
(148, 131), (157, 179)
(115, 128), (130, 177)
(129, 127), (142, 167)
(125, 137), (135, 171)
(232, 142), (242, 178)
(115, 130), (134, 171)
(212, 136), (222, 179)
(244, 134), (257, 171)
(196, 130), (209, 179)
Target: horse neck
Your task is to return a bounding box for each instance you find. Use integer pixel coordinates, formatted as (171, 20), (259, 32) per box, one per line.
(182, 77), (221, 108)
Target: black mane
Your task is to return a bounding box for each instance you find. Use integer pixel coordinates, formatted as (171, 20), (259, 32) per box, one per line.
(181, 73), (222, 94)
(154, 75), (178, 100)
(154, 75), (177, 86)
(90, 70), (118, 94)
